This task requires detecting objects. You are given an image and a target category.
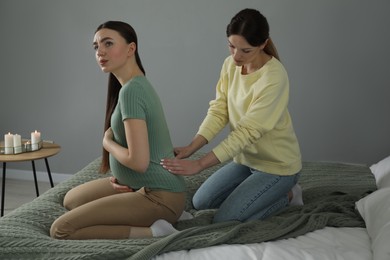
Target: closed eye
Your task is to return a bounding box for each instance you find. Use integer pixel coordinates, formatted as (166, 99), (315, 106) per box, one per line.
(228, 42), (253, 53)
(104, 41), (114, 47)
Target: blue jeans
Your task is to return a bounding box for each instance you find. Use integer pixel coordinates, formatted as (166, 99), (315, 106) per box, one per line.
(192, 162), (300, 223)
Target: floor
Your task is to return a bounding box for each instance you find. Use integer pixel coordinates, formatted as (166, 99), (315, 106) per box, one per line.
(1, 178), (53, 216)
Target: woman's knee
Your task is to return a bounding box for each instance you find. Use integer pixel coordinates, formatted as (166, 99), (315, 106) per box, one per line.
(63, 189), (81, 210)
(50, 216), (74, 239)
(192, 191), (212, 210)
(192, 195), (205, 210)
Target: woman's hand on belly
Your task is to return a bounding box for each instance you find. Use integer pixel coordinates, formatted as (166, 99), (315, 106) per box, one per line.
(109, 177), (134, 192)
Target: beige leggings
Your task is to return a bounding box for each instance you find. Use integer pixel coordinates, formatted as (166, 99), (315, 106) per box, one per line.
(50, 177), (186, 239)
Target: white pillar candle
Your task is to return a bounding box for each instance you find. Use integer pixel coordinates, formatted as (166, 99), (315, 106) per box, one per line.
(13, 134), (22, 154)
(31, 130), (41, 144)
(4, 132), (14, 154)
(31, 130), (41, 151)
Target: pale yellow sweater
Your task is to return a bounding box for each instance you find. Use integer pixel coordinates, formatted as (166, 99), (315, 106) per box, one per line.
(198, 56), (302, 175)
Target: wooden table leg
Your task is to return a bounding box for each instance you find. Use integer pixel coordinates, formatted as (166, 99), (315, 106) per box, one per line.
(1, 162), (6, 217)
(31, 161), (40, 197)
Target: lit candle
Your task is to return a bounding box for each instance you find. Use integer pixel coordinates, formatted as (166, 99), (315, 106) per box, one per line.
(25, 141), (31, 152)
(4, 132), (14, 154)
(31, 130), (41, 151)
(13, 134), (22, 154)
(31, 130), (41, 144)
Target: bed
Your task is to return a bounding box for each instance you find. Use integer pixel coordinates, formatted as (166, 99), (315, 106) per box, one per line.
(0, 153), (389, 260)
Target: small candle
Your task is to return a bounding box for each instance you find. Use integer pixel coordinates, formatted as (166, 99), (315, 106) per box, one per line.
(31, 130), (41, 151)
(13, 134), (22, 154)
(25, 141), (32, 152)
(4, 132), (14, 154)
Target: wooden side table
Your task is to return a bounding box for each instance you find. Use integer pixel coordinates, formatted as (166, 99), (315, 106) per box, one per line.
(0, 142), (61, 216)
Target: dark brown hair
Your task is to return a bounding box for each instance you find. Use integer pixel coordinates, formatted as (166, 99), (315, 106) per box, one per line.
(226, 8), (280, 60)
(96, 21), (145, 173)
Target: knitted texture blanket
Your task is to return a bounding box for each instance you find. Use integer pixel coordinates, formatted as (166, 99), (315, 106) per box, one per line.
(0, 156), (376, 260)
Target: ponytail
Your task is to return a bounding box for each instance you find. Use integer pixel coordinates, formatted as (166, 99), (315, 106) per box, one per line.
(99, 73), (121, 173)
(264, 37), (280, 61)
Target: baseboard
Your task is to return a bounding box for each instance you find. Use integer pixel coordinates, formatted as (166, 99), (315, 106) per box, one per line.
(0, 168), (71, 184)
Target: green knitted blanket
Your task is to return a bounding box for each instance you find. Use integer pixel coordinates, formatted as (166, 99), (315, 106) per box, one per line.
(0, 155), (376, 260)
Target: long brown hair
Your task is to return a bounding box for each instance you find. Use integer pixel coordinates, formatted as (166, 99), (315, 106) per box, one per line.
(226, 8), (280, 60)
(96, 21), (146, 173)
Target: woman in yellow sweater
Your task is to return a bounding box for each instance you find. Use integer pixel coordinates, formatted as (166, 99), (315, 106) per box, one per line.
(161, 8), (302, 223)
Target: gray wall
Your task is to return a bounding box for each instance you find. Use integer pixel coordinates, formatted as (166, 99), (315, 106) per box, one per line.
(1, 0), (389, 175)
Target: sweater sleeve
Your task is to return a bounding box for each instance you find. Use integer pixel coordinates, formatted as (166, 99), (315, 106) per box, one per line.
(197, 60), (230, 141)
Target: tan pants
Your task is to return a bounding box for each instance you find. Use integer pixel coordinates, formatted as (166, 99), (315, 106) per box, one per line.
(50, 177), (186, 239)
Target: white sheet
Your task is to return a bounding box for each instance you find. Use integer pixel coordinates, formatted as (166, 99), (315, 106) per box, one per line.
(154, 227), (372, 260)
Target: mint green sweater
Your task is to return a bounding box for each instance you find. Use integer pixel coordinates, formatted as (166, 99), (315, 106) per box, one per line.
(198, 56), (302, 175)
(109, 76), (186, 192)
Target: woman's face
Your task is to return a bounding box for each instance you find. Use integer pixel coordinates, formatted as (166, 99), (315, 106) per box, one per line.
(228, 35), (262, 66)
(93, 28), (131, 73)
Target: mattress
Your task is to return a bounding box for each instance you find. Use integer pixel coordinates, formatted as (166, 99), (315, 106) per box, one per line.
(155, 227), (372, 260)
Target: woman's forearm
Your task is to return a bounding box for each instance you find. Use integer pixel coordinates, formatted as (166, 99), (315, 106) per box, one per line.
(103, 134), (149, 173)
(189, 134), (208, 153)
(199, 151), (220, 171)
